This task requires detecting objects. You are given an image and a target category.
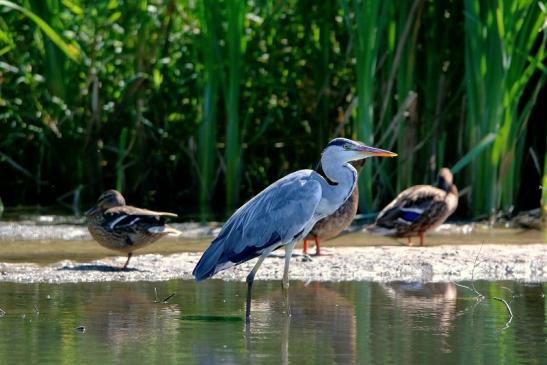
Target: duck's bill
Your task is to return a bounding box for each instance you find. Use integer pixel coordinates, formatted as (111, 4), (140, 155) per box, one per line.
(356, 145), (398, 157)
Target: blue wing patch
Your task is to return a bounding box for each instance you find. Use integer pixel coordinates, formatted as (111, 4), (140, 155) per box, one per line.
(401, 211), (421, 222)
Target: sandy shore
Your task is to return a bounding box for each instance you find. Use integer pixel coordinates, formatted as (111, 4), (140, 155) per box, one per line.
(1, 244), (545, 283)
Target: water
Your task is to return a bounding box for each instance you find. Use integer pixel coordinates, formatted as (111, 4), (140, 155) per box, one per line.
(0, 280), (545, 364)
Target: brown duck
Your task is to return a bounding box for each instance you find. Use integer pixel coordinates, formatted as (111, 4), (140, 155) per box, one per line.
(303, 160), (365, 255)
(85, 190), (181, 269)
(367, 168), (458, 246)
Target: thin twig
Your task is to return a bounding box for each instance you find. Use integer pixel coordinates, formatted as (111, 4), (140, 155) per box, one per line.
(467, 243), (486, 296)
(0, 150), (47, 185)
(162, 293), (176, 303)
(453, 282), (484, 298)
(455, 243), (515, 331)
(493, 297), (514, 330)
(454, 243), (485, 298)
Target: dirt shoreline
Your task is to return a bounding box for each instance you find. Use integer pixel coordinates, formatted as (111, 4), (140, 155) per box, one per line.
(1, 244), (545, 284)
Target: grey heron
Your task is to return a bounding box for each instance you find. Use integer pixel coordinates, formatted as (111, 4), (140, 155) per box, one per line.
(192, 138), (397, 320)
(367, 168), (458, 246)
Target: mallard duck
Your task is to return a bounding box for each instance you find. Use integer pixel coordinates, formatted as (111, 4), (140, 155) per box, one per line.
(367, 168), (458, 246)
(85, 190), (181, 269)
(303, 159), (365, 255)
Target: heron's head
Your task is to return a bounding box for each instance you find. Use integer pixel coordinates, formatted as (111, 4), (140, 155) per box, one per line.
(322, 138), (397, 164)
(437, 168), (454, 192)
(85, 189), (126, 215)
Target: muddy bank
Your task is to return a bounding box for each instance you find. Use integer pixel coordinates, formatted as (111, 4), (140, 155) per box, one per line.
(1, 244), (545, 283)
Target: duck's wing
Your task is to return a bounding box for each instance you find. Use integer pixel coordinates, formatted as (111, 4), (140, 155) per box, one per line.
(375, 185), (448, 229)
(102, 206), (177, 232)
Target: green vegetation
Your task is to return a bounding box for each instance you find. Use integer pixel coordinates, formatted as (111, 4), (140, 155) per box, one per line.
(0, 0), (545, 220)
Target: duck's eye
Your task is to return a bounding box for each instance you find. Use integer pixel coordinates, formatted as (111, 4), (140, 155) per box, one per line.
(343, 144), (350, 150)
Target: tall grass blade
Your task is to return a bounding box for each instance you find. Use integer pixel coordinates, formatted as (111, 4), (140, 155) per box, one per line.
(224, 0), (246, 212)
(116, 127), (128, 192)
(344, 0), (383, 212)
(197, 0), (221, 220)
(450, 133), (496, 175)
(0, 0), (80, 61)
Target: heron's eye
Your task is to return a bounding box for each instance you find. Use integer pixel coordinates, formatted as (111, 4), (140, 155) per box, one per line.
(343, 144), (350, 150)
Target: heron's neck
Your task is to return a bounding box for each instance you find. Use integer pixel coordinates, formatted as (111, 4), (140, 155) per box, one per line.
(316, 156), (358, 217)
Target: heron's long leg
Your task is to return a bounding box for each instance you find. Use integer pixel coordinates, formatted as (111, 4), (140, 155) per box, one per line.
(122, 252), (132, 270)
(282, 241), (297, 316)
(246, 254), (267, 322)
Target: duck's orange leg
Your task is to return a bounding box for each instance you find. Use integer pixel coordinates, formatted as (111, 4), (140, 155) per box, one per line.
(303, 239), (309, 255)
(122, 252), (132, 270)
(315, 237), (321, 256)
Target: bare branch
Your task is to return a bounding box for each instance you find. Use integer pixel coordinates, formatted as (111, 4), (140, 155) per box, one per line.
(453, 282), (484, 298)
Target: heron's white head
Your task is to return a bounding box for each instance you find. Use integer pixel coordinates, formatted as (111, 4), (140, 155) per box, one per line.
(321, 138), (397, 164)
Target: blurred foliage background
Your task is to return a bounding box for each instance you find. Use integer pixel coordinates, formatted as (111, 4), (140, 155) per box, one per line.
(0, 0), (545, 221)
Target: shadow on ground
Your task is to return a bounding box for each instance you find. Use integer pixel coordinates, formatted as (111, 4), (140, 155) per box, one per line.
(58, 264), (141, 272)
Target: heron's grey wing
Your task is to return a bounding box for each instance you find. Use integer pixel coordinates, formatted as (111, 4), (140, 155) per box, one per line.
(193, 171), (322, 280)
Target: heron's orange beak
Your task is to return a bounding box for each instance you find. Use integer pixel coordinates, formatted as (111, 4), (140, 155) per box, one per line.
(356, 145), (398, 157)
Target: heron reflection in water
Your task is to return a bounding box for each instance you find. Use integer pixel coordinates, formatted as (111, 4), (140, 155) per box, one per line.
(193, 138), (396, 321)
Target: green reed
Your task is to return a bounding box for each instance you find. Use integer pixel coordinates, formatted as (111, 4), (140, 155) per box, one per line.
(197, 0), (220, 219)
(0, 0), (545, 220)
(224, 0), (246, 213)
(463, 0), (546, 217)
(341, 0), (383, 212)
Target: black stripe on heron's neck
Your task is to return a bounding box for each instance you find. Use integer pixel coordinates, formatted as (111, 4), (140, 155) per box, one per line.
(315, 161), (338, 186)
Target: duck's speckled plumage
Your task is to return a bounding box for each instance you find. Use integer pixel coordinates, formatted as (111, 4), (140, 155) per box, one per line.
(368, 168), (458, 245)
(303, 160), (365, 255)
(85, 190), (180, 269)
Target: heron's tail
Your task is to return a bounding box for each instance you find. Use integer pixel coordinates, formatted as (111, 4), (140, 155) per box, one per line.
(192, 240), (225, 281)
